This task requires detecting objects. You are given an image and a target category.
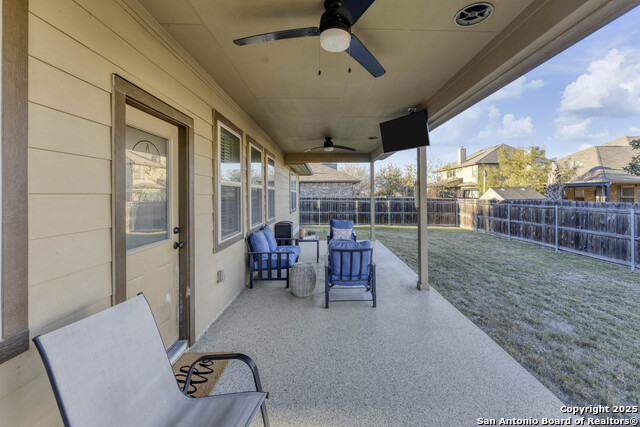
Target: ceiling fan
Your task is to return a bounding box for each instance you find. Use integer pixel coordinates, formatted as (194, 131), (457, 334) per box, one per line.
(304, 137), (356, 152)
(233, 0), (385, 78)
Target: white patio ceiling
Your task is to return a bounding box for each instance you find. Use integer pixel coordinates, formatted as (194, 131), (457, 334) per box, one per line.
(138, 0), (639, 162)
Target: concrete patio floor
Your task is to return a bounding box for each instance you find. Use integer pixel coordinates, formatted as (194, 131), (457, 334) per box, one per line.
(192, 240), (567, 426)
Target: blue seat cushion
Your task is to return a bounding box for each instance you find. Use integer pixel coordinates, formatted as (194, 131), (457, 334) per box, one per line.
(275, 245), (301, 258)
(253, 252), (296, 270)
(261, 225), (278, 252)
(249, 230), (270, 254)
(329, 219), (354, 230)
(329, 240), (372, 286)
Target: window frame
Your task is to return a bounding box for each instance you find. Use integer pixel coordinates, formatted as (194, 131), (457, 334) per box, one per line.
(290, 171), (298, 213)
(266, 154), (276, 223)
(620, 185), (635, 203)
(214, 115), (245, 252)
(247, 138), (264, 232)
(574, 187), (585, 201)
(0, 0), (29, 365)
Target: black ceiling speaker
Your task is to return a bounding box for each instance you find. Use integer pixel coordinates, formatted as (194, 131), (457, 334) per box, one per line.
(233, 0), (385, 78)
(304, 137), (357, 153)
(380, 109), (430, 154)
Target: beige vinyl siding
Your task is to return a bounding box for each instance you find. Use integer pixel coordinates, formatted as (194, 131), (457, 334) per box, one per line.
(3, 0), (292, 424)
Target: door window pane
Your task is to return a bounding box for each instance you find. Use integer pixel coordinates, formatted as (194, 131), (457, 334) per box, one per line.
(125, 126), (169, 250)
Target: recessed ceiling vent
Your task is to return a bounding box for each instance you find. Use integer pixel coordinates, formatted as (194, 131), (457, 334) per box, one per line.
(454, 3), (494, 26)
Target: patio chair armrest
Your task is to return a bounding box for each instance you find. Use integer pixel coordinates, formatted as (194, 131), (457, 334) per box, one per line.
(182, 353), (267, 398)
(247, 250), (286, 256)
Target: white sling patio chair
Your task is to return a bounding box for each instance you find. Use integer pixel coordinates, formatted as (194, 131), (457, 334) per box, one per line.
(33, 294), (269, 427)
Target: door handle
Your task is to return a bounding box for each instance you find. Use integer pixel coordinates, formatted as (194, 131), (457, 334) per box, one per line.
(173, 242), (184, 250)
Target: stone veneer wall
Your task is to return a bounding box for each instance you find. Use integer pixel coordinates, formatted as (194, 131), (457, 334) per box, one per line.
(300, 182), (355, 198)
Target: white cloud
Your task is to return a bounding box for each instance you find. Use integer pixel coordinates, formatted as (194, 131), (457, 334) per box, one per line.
(488, 76), (546, 102)
(556, 48), (640, 140)
(629, 126), (640, 133)
(578, 143), (593, 151)
(497, 114), (534, 139)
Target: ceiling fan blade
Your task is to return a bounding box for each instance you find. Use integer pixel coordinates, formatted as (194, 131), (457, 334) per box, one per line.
(346, 35), (386, 78)
(233, 27), (319, 46)
(337, 0), (376, 25)
(304, 146), (324, 153)
(333, 145), (356, 152)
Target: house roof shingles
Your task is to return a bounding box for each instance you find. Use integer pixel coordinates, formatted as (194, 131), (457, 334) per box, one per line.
(437, 144), (519, 171)
(480, 187), (545, 200)
(559, 136), (640, 184)
(299, 163), (361, 183)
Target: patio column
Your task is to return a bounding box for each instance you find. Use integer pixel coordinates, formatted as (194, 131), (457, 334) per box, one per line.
(370, 161), (376, 241)
(417, 147), (429, 290)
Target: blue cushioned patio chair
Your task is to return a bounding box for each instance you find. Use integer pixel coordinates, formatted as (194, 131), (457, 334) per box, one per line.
(246, 225), (300, 288)
(325, 240), (376, 308)
(327, 219), (357, 244)
(33, 294), (270, 427)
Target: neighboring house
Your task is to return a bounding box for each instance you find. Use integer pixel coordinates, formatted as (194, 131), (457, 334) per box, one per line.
(299, 163), (361, 198)
(480, 187), (545, 201)
(560, 136), (640, 203)
(431, 145), (519, 198)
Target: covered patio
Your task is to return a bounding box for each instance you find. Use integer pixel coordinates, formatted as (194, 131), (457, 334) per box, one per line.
(3, 0), (639, 425)
(194, 241), (564, 425)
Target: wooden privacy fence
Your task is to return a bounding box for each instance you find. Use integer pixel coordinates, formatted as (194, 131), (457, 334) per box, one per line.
(299, 197), (458, 226)
(468, 199), (639, 271)
(301, 197), (640, 270)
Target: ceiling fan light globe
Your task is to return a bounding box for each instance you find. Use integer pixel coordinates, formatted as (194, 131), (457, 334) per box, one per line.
(320, 28), (351, 52)
(324, 146), (334, 152)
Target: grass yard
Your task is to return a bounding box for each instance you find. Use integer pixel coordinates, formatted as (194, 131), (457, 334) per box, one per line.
(303, 225), (640, 410)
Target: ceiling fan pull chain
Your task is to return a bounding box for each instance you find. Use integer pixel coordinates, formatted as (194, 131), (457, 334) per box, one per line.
(318, 43), (322, 76)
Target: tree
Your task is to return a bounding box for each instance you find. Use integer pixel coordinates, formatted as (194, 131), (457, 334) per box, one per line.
(402, 164), (416, 197)
(475, 146), (576, 195)
(623, 138), (640, 176)
(375, 164), (405, 196)
(338, 164), (370, 196)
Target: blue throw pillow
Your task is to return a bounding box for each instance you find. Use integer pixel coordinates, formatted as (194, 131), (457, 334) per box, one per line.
(250, 230), (270, 254)
(262, 225), (278, 251)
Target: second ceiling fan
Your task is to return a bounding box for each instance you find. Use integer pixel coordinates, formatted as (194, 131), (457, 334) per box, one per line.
(304, 137), (356, 153)
(233, 0), (385, 78)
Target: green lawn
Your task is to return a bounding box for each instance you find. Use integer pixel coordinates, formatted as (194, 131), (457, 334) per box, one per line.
(302, 225), (640, 410)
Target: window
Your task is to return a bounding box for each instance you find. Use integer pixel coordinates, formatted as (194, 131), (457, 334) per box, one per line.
(125, 126), (170, 250)
(574, 188), (585, 201)
(248, 143), (263, 228)
(217, 122), (243, 243)
(290, 171), (298, 212)
(447, 169), (456, 178)
(620, 186), (635, 203)
(472, 166), (478, 178)
(267, 156), (276, 221)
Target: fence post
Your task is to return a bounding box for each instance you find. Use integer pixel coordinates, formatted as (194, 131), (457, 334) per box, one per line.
(631, 207), (636, 271)
(387, 200), (391, 225)
(554, 205), (559, 252)
(507, 203), (511, 240)
(475, 200), (479, 232)
(355, 200), (358, 225)
(318, 199), (321, 225)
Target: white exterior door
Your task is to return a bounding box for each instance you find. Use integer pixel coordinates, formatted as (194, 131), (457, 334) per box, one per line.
(124, 105), (180, 349)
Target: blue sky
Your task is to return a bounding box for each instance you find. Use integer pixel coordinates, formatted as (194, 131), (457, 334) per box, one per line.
(380, 5), (640, 168)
